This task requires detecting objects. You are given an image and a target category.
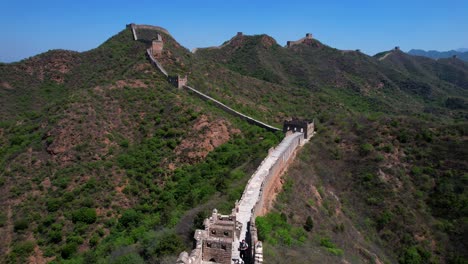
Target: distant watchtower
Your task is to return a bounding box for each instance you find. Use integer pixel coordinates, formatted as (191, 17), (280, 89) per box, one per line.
(287, 33), (314, 48)
(151, 34), (164, 56)
(283, 118), (315, 139)
(168, 75), (188, 89)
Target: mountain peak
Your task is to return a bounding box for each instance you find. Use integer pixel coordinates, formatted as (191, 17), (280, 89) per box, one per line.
(286, 33), (322, 48)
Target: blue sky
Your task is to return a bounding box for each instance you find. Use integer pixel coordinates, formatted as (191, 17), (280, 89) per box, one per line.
(1, 0), (467, 62)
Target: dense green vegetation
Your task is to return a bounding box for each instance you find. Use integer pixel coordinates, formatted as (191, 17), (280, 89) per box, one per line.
(0, 24), (467, 264)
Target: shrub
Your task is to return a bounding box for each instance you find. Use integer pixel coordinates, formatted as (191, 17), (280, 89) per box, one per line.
(0, 212), (6, 227)
(304, 216), (314, 232)
(119, 139), (129, 148)
(320, 237), (344, 256)
(46, 198), (61, 212)
(119, 209), (140, 227)
(14, 219), (29, 232)
(397, 130), (409, 143)
(411, 166), (423, 176)
(359, 143), (374, 156)
(67, 235), (84, 245)
(111, 252), (145, 264)
(71, 208), (97, 224)
(256, 212), (304, 246)
(12, 241), (35, 257)
(48, 230), (62, 243)
(42, 215), (55, 227)
(400, 246), (422, 264)
(382, 144), (393, 153)
(89, 234), (100, 247)
(61, 242), (78, 259)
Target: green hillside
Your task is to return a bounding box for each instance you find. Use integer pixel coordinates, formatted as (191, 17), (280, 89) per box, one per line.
(0, 25), (466, 264)
(0, 27), (281, 263)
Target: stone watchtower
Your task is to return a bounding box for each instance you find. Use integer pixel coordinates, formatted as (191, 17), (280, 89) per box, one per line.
(287, 33), (314, 48)
(201, 209), (237, 263)
(283, 118), (315, 139)
(176, 208), (241, 264)
(151, 33), (163, 56)
(167, 75), (188, 89)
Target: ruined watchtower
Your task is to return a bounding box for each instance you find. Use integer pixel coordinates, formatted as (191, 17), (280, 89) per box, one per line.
(177, 208), (239, 264)
(202, 209), (237, 263)
(283, 118), (315, 139)
(151, 33), (164, 56)
(167, 75), (188, 89)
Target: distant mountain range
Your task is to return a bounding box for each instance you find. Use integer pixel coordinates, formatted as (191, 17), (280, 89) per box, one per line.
(408, 48), (468, 61)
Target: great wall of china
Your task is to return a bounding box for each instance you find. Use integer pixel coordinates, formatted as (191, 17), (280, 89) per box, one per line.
(192, 32), (243, 54)
(129, 24), (315, 264)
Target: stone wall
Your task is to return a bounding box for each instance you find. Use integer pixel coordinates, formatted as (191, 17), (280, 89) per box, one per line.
(134, 24), (171, 36)
(129, 23), (138, 40)
(184, 85), (281, 132)
(176, 131), (311, 264)
(286, 33), (313, 48)
(251, 132), (304, 217)
(146, 49), (168, 77)
(192, 32), (243, 53)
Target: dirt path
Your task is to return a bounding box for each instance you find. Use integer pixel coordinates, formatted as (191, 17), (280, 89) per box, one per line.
(0, 203), (13, 256)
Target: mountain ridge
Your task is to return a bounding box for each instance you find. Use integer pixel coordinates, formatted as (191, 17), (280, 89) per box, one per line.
(408, 49), (468, 62)
(0, 24), (466, 263)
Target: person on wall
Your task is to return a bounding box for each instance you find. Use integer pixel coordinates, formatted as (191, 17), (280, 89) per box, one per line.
(239, 239), (249, 261)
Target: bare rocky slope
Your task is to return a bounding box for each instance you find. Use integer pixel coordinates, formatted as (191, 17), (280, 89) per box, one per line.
(0, 25), (466, 263)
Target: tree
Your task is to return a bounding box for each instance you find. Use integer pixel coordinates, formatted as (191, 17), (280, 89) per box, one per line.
(71, 208), (97, 224)
(304, 216), (314, 232)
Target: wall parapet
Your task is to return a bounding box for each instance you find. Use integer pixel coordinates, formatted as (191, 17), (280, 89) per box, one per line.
(133, 24), (171, 36)
(183, 85), (281, 132)
(129, 23), (138, 40)
(146, 49), (168, 77)
(192, 32), (243, 53)
(286, 33), (313, 48)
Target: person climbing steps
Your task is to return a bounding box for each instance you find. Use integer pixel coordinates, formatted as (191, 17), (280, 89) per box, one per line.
(239, 239), (249, 261)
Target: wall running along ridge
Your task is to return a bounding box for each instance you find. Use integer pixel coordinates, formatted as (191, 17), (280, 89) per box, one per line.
(146, 49), (168, 77)
(183, 85), (281, 132)
(128, 24), (315, 263)
(192, 32), (243, 53)
(130, 23), (138, 40)
(129, 23), (171, 39)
